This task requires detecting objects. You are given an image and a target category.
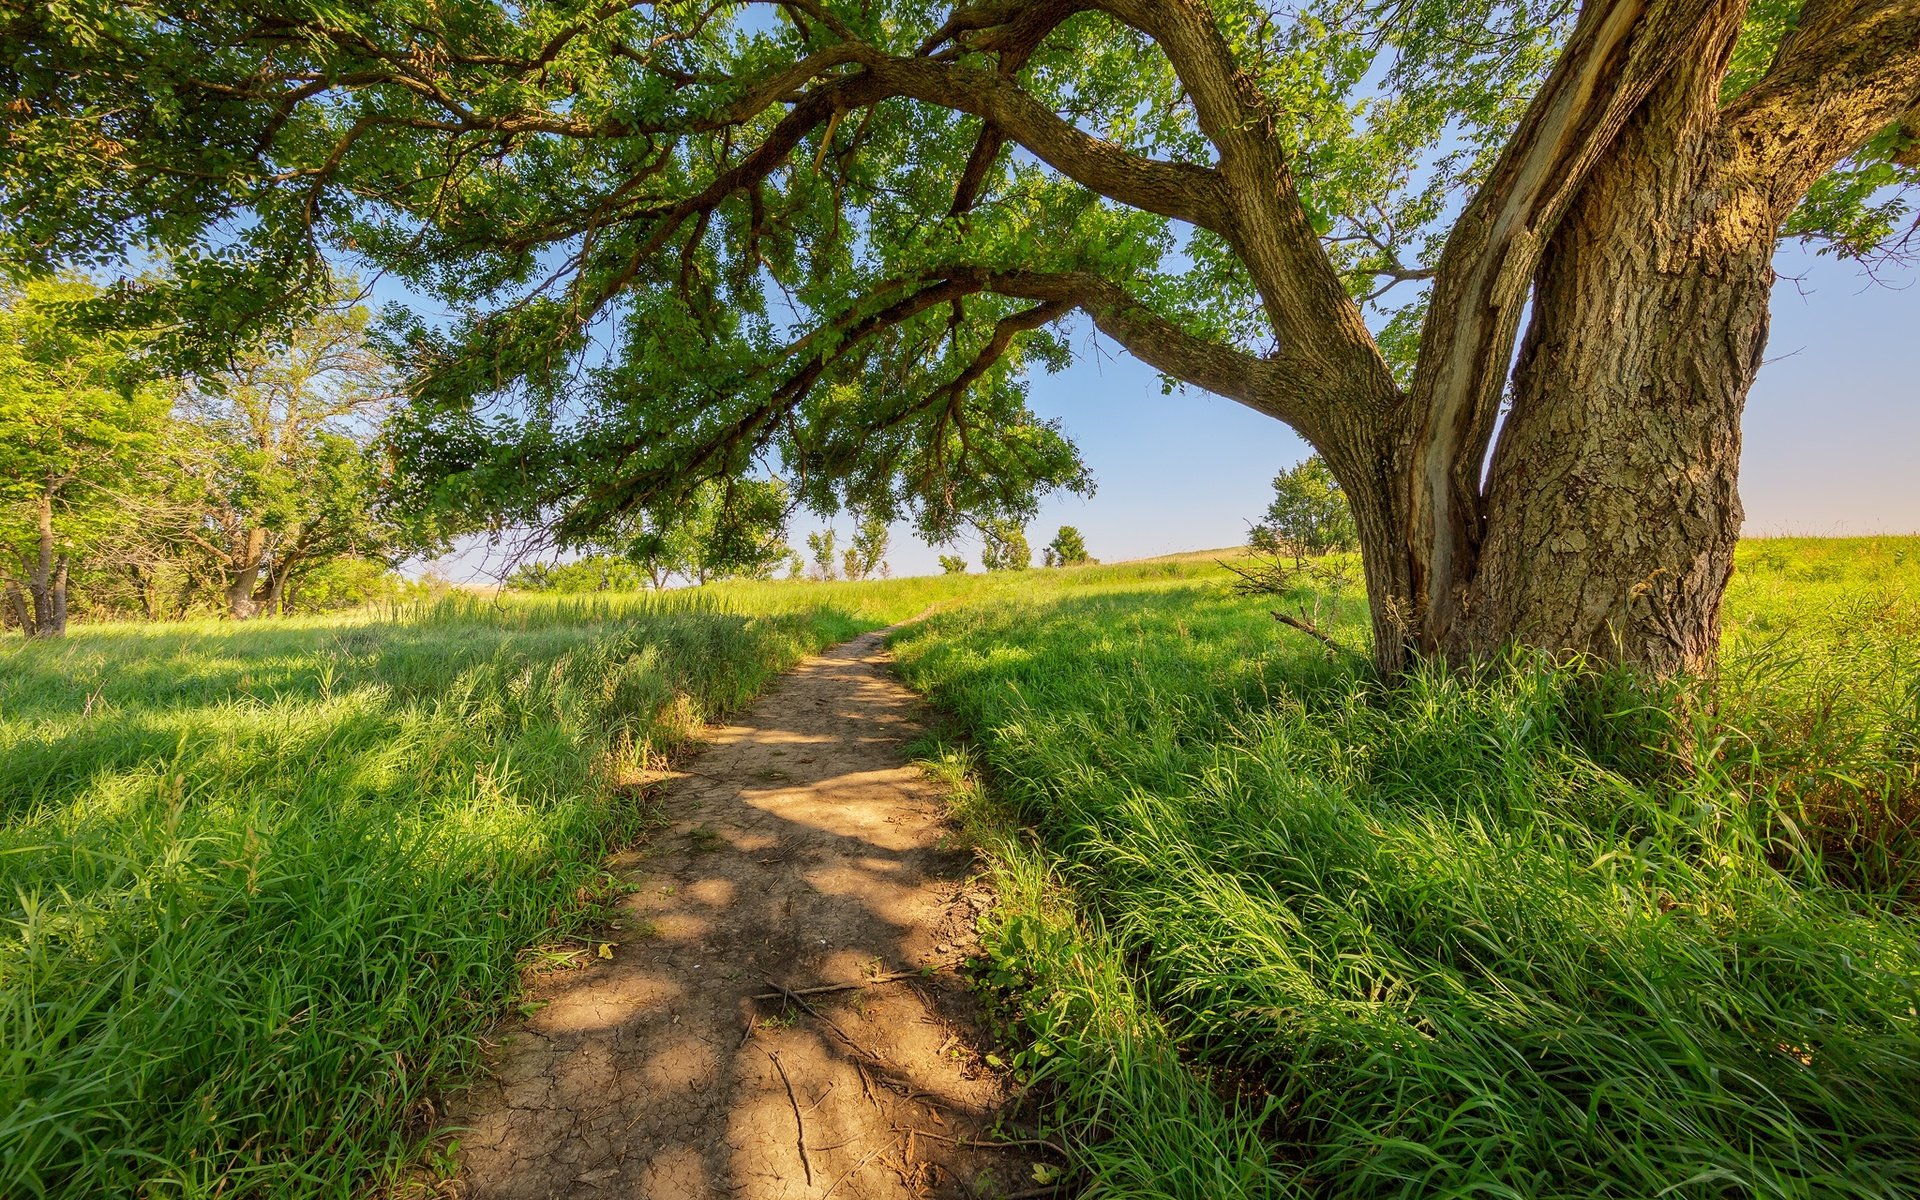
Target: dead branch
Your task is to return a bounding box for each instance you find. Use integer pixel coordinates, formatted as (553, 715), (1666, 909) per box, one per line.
(748, 966), (943, 1001)
(764, 1049), (813, 1186)
(1272, 610), (1344, 652)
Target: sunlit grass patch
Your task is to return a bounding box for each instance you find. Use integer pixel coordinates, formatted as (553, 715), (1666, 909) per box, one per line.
(895, 535), (1920, 1198)
(0, 599), (877, 1198)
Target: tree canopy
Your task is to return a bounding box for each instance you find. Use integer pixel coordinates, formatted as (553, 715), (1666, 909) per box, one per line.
(0, 276), (169, 633)
(6, 0), (1916, 666)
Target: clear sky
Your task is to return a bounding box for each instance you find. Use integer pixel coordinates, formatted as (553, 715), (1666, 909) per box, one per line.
(427, 240), (1916, 582)
(799, 241), (1919, 579)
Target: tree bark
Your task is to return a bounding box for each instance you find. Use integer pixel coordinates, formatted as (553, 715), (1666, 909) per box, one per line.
(1431, 16), (1757, 674)
(227, 526), (269, 619)
(5, 580), (29, 635)
(24, 486), (63, 638)
(48, 555), (68, 637)
(1340, 1), (1920, 677)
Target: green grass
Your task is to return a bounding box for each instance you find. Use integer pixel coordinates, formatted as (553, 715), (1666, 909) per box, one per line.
(893, 536), (1920, 1199)
(7, 540), (1917, 1198)
(0, 591), (898, 1198)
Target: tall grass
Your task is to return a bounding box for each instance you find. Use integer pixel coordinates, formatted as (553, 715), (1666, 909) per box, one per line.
(895, 536), (1920, 1199)
(0, 599), (873, 1197)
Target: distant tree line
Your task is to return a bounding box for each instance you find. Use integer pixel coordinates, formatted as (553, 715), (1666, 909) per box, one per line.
(1, 274), (425, 636)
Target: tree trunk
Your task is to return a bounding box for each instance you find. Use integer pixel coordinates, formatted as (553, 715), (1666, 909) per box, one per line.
(1445, 42), (1767, 675)
(24, 487), (63, 638)
(227, 527), (269, 619)
(264, 558), (296, 616)
(1336, 17), (1833, 678)
(5, 580), (29, 634)
(48, 555), (68, 637)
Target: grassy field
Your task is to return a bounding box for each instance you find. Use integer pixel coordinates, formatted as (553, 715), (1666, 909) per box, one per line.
(0, 590), (945, 1198)
(4, 539), (1916, 1198)
(894, 536), (1920, 1199)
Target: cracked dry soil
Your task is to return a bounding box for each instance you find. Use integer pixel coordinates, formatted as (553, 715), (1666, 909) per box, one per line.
(444, 628), (1034, 1200)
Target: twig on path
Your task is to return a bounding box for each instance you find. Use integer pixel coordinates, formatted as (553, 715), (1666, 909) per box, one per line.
(747, 965), (950, 1001)
(820, 1132), (901, 1200)
(764, 1049), (813, 1186)
(893, 1127), (1061, 1153)
(762, 976), (891, 1067)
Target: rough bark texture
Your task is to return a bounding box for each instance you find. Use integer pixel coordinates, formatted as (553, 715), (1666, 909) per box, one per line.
(226, 527), (269, 620)
(1452, 15), (1761, 674)
(5, 581), (30, 634)
(1367, 0), (1920, 675)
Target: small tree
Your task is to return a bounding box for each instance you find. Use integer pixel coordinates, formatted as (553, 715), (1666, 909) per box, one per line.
(841, 511), (889, 582)
(601, 477), (790, 587)
(980, 521), (1031, 572)
(1, 276), (169, 637)
(806, 529), (838, 581)
(179, 293), (402, 618)
(938, 554), (969, 575)
(1043, 525), (1094, 568)
(1251, 456), (1359, 561)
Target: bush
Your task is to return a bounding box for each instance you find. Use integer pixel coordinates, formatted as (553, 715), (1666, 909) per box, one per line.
(1251, 455), (1357, 559)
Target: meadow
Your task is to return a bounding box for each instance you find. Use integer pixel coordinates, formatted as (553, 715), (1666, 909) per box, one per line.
(2, 538), (1916, 1198)
(0, 589), (947, 1198)
(894, 535), (1920, 1199)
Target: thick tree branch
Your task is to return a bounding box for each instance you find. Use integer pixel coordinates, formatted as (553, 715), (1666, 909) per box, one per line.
(1091, 0), (1392, 400)
(1720, 0), (1920, 204)
(973, 268), (1319, 430)
(860, 53), (1229, 230)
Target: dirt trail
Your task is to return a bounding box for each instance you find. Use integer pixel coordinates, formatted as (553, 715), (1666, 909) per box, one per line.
(446, 629), (1030, 1199)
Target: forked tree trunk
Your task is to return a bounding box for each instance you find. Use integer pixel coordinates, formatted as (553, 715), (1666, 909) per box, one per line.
(1448, 28), (1766, 676)
(1334, 7), (1905, 679)
(227, 526), (270, 619)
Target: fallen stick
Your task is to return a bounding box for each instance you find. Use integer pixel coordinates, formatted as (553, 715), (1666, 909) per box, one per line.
(821, 1134), (899, 1200)
(895, 1127), (1062, 1153)
(764, 1050), (812, 1186)
(747, 966), (946, 1001)
(762, 976), (891, 1068)
(1271, 610), (1344, 652)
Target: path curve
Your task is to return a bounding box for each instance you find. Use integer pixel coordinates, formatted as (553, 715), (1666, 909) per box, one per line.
(446, 628), (1025, 1199)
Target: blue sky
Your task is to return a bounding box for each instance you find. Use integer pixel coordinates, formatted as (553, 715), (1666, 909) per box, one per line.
(786, 241), (1919, 579)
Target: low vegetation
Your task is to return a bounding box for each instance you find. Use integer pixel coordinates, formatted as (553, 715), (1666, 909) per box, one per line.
(895, 536), (1920, 1199)
(3, 538), (1915, 1197)
(0, 594), (897, 1197)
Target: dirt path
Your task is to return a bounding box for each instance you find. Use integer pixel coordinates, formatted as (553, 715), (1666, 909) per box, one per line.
(445, 629), (1031, 1200)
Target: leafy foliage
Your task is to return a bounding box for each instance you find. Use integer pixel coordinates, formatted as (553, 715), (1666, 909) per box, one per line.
(9, 0), (1909, 555)
(0, 275), (170, 630)
(806, 528), (839, 581)
(980, 520), (1031, 572)
(842, 510), (890, 582)
(1250, 455), (1358, 559)
(1042, 525), (1093, 567)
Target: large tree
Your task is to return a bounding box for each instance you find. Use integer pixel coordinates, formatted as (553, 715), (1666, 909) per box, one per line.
(178, 301), (400, 618)
(0, 276), (169, 636)
(7, 0), (1917, 670)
